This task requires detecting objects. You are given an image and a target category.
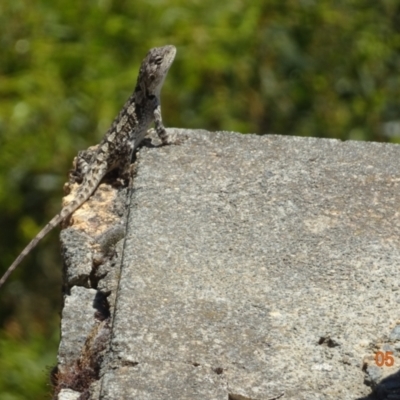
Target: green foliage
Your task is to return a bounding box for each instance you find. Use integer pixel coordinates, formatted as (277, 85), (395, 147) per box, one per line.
(0, 326), (58, 400)
(1, 0), (400, 397)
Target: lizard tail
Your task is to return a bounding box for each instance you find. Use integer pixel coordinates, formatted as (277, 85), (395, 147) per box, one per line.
(0, 179), (101, 289)
(0, 213), (65, 288)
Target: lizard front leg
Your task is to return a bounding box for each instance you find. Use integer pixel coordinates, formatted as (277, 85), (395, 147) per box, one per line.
(153, 105), (177, 145)
(69, 146), (99, 184)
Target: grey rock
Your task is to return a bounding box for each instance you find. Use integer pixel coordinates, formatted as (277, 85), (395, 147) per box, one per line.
(57, 389), (81, 400)
(100, 362), (227, 400)
(58, 129), (400, 399)
(390, 326), (400, 342)
(58, 286), (98, 369)
(61, 228), (93, 287)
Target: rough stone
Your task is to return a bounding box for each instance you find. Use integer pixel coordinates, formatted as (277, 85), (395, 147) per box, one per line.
(100, 362), (227, 400)
(57, 389), (80, 400)
(58, 286), (98, 369)
(58, 129), (400, 399)
(61, 228), (94, 287)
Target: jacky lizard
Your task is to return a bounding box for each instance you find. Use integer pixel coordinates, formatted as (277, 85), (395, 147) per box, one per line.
(0, 45), (177, 288)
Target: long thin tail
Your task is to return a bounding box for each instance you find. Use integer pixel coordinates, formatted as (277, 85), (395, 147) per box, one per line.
(0, 168), (105, 288)
(0, 213), (65, 288)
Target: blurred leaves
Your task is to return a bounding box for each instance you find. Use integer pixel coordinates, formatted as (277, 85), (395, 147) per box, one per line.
(1, 0), (400, 398)
(0, 324), (58, 400)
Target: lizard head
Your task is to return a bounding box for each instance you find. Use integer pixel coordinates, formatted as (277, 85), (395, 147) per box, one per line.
(136, 45), (176, 99)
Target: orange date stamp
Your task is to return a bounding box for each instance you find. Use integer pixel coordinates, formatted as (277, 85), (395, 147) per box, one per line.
(374, 351), (394, 367)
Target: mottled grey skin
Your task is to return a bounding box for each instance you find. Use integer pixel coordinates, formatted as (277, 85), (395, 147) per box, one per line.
(0, 45), (176, 288)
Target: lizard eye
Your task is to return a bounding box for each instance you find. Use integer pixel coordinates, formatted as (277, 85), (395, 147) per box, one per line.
(154, 56), (163, 65)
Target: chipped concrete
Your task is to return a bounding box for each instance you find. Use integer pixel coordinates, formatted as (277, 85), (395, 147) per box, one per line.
(58, 286), (98, 369)
(57, 388), (81, 400)
(57, 129), (400, 399)
(54, 174), (128, 398)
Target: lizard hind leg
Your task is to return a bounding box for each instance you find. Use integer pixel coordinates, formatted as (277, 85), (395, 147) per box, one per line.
(69, 146), (98, 184)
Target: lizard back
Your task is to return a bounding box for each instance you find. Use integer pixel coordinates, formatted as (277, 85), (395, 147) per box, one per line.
(0, 45), (176, 288)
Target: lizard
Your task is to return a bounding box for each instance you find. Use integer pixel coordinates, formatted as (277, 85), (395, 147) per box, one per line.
(0, 44), (177, 288)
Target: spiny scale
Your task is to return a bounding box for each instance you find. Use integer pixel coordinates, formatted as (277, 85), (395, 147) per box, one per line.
(0, 45), (176, 288)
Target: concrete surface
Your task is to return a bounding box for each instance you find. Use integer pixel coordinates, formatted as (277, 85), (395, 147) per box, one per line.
(57, 129), (400, 400)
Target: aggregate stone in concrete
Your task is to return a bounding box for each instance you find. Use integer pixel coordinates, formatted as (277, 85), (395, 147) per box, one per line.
(58, 286), (98, 368)
(57, 388), (80, 400)
(100, 362), (227, 400)
(93, 129), (400, 399)
(61, 228), (93, 287)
